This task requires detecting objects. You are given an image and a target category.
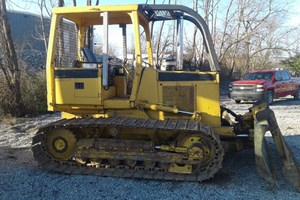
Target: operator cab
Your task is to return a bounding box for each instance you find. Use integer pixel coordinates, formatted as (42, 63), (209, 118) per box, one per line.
(48, 5), (221, 126)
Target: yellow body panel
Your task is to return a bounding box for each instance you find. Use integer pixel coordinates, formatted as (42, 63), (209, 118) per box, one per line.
(46, 14), (59, 111)
(103, 99), (131, 109)
(74, 79), (99, 98)
(54, 68), (101, 105)
(55, 78), (75, 104)
(114, 76), (127, 97)
(52, 5), (139, 14)
(136, 68), (159, 104)
(195, 74), (220, 126)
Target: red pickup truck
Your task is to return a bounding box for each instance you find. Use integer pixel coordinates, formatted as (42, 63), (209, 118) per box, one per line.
(229, 69), (300, 104)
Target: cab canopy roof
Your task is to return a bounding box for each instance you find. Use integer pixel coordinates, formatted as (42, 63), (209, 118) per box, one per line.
(51, 4), (208, 26)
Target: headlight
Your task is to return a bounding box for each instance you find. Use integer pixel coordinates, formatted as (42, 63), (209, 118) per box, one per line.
(229, 84), (233, 92)
(256, 84), (264, 92)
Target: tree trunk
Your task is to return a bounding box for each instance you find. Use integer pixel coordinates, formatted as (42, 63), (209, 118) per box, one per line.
(0, 0), (24, 116)
(39, 0), (48, 55)
(229, 1), (243, 79)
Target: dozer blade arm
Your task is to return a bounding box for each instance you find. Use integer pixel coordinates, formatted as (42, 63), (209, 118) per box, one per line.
(251, 103), (300, 191)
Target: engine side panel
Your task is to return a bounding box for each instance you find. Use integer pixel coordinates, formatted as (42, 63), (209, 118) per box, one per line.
(155, 71), (221, 126)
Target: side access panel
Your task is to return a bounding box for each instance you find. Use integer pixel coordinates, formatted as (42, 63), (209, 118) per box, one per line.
(157, 71), (221, 126)
(54, 68), (102, 105)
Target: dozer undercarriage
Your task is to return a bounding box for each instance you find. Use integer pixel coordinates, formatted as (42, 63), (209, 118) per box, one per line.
(31, 4), (300, 191)
(32, 117), (224, 181)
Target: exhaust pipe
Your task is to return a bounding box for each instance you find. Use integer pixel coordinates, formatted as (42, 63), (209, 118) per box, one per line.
(176, 14), (183, 70)
(120, 24), (127, 60)
(102, 12), (109, 89)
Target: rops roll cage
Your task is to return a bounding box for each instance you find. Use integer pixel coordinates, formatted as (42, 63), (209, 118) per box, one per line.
(138, 4), (220, 72)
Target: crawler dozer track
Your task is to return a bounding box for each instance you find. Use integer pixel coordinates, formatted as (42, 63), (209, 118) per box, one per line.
(32, 117), (224, 181)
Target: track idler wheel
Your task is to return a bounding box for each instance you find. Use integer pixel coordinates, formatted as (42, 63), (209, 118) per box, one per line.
(45, 128), (77, 160)
(169, 133), (221, 174)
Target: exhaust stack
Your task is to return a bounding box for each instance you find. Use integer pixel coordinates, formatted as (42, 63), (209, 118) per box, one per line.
(102, 12), (109, 89)
(176, 15), (183, 70)
(120, 24), (127, 60)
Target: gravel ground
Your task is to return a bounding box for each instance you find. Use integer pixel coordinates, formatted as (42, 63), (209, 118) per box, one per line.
(1, 96), (300, 200)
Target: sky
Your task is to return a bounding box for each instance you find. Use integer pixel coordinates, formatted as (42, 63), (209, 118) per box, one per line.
(289, 2), (300, 26)
(9, 0), (300, 26)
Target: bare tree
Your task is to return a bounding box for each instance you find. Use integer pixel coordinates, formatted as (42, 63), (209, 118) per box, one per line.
(0, 0), (24, 116)
(150, 0), (177, 68)
(202, 0), (296, 78)
(21, 0), (57, 57)
(36, 0), (49, 54)
(188, 0), (198, 63)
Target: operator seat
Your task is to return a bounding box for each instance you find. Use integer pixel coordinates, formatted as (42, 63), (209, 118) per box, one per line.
(82, 47), (97, 62)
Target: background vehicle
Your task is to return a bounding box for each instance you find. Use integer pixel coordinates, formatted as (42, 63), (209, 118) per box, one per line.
(229, 69), (300, 104)
(31, 4), (300, 191)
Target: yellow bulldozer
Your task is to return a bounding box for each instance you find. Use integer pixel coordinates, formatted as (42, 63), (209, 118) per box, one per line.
(31, 4), (300, 191)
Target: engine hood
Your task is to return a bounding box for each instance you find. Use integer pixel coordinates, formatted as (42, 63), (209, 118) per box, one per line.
(232, 80), (268, 85)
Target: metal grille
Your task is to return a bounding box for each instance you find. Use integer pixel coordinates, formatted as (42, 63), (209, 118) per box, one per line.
(163, 86), (194, 112)
(232, 84), (256, 92)
(55, 18), (78, 68)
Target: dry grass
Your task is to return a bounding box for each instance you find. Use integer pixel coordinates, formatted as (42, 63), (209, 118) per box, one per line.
(1, 116), (17, 126)
(0, 69), (47, 117)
